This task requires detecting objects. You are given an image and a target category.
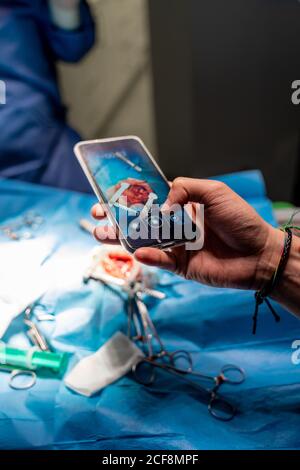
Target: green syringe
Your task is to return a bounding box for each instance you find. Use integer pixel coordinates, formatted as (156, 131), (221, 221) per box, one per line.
(0, 344), (67, 374)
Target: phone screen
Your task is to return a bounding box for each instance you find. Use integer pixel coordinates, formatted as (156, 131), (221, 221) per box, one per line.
(78, 137), (196, 251)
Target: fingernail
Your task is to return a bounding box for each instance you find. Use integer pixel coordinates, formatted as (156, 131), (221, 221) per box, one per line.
(95, 205), (104, 217)
(134, 249), (145, 260)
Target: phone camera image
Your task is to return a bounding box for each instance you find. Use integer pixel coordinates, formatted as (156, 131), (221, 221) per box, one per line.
(147, 213), (164, 229)
(76, 137), (201, 252)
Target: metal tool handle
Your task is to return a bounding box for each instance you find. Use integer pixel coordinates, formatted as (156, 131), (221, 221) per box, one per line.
(24, 319), (50, 352)
(168, 350), (193, 373)
(136, 288), (166, 300)
(132, 359), (156, 386)
(9, 370), (37, 391)
(208, 393), (236, 421)
(220, 364), (245, 385)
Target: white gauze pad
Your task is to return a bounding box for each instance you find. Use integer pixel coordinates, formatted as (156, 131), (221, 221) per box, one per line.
(64, 332), (144, 397)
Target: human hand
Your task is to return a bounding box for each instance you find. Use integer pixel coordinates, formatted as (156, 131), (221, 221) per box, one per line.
(91, 178), (284, 291)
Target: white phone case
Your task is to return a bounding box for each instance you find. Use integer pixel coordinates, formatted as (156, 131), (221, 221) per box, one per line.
(74, 136), (185, 253)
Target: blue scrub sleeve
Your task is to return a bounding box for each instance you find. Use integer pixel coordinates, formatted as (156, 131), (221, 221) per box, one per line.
(35, 0), (96, 63)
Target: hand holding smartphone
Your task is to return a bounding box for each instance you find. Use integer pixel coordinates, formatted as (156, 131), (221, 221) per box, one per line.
(74, 136), (200, 253)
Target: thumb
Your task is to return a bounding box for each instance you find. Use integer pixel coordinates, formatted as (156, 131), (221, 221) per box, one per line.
(134, 247), (177, 272)
(164, 177), (227, 208)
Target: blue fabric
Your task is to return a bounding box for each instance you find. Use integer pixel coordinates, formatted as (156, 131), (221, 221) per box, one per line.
(0, 170), (300, 450)
(0, 0), (95, 192)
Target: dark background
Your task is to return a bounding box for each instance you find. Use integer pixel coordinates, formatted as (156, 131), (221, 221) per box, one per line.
(148, 0), (300, 202)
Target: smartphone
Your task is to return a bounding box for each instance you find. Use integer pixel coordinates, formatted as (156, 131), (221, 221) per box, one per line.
(74, 136), (198, 253)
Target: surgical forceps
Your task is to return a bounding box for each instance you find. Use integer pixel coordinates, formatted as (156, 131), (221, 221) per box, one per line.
(114, 151), (142, 172)
(133, 357), (245, 421)
(0, 302), (54, 390)
(99, 276), (246, 421)
(130, 294), (245, 421)
(0, 211), (44, 241)
(24, 303), (53, 352)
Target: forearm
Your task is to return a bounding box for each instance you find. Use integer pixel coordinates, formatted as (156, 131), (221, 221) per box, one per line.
(48, 0), (81, 30)
(271, 234), (300, 318)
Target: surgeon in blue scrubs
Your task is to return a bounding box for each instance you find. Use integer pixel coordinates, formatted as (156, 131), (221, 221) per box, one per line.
(0, 0), (95, 192)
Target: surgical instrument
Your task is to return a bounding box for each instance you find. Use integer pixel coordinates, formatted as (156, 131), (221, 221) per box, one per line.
(0, 301), (60, 390)
(86, 247), (246, 420)
(0, 365), (37, 390)
(115, 151), (142, 172)
(0, 211), (44, 241)
(0, 343), (67, 391)
(133, 357), (245, 421)
(24, 304), (51, 352)
(33, 303), (56, 322)
(124, 285), (245, 421)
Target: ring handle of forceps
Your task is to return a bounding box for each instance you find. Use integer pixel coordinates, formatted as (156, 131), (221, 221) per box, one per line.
(9, 370), (37, 390)
(218, 364), (245, 385)
(132, 350), (193, 385)
(166, 350), (193, 373)
(208, 365), (245, 421)
(132, 359), (156, 386)
(208, 393), (237, 421)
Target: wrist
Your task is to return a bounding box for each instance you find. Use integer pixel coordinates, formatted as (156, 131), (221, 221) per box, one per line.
(254, 226), (285, 291)
(254, 225), (300, 315)
(271, 233), (300, 313)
